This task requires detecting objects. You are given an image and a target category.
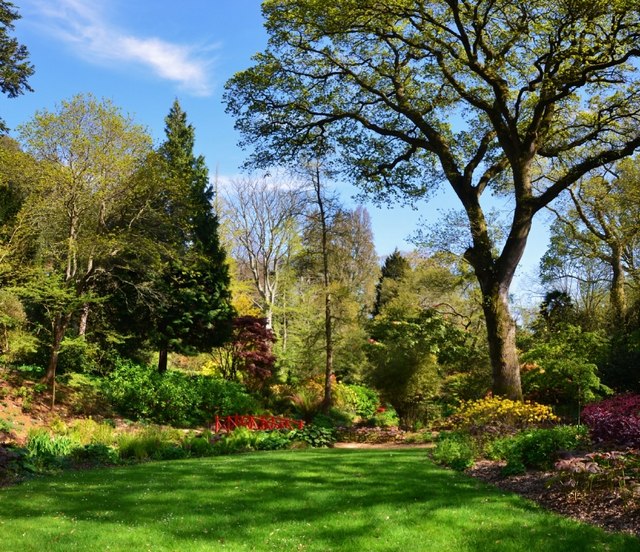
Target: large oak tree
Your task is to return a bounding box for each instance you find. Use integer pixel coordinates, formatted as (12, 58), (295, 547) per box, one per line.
(225, 0), (640, 399)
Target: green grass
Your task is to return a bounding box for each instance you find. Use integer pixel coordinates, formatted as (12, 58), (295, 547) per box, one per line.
(0, 449), (637, 551)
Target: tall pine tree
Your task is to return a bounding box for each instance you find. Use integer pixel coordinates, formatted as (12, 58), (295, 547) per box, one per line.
(154, 100), (233, 372)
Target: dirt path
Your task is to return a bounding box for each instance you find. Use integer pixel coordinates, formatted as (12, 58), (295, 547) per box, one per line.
(334, 442), (434, 450)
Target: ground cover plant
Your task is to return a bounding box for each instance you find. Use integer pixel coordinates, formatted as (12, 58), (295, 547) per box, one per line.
(1, 448), (639, 552)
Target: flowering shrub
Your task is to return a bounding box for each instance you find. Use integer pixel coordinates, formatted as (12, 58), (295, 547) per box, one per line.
(451, 396), (559, 434)
(581, 394), (640, 446)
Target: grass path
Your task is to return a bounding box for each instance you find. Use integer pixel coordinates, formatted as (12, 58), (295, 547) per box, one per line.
(0, 448), (638, 551)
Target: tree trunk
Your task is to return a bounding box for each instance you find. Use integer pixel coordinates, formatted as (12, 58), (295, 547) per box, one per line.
(78, 303), (90, 336)
(610, 247), (627, 327)
(462, 189), (532, 401)
(158, 347), (168, 373)
(313, 163), (334, 413)
(481, 284), (523, 400)
(46, 313), (70, 408)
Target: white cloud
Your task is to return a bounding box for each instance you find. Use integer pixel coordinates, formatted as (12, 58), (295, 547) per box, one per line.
(26, 0), (216, 96)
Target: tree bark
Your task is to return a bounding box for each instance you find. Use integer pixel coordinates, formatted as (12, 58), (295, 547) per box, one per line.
(158, 347), (168, 373)
(481, 284), (523, 400)
(78, 303), (90, 336)
(46, 313), (71, 408)
(610, 246), (627, 327)
(313, 164), (334, 413)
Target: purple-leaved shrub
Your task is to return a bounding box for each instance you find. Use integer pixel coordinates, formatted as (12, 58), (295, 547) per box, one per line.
(581, 394), (640, 446)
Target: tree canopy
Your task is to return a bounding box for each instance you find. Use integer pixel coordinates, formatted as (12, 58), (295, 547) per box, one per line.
(225, 0), (640, 399)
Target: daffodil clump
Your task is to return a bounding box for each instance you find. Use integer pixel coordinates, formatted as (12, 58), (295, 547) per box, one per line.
(452, 396), (559, 433)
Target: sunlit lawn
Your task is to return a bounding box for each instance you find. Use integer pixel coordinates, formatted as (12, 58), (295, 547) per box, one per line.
(0, 448), (638, 551)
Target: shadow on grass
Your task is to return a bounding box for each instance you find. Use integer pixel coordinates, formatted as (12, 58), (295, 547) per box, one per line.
(0, 449), (638, 551)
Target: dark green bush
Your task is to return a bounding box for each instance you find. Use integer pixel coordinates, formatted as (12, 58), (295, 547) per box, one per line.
(431, 431), (475, 471)
(70, 444), (119, 467)
(487, 425), (591, 473)
(293, 425), (336, 448)
(102, 359), (257, 426)
(184, 436), (215, 457)
(155, 445), (189, 460)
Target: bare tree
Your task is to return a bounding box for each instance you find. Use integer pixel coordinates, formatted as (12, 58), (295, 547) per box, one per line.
(222, 173), (307, 329)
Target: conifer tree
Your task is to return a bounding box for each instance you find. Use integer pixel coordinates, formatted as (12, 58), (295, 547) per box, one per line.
(154, 100), (233, 372)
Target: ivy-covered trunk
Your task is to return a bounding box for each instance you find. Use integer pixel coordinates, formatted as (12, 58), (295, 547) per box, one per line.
(610, 245), (627, 327)
(481, 284), (522, 401)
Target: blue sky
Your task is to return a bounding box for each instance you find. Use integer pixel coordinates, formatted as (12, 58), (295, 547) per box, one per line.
(2, 0), (547, 303)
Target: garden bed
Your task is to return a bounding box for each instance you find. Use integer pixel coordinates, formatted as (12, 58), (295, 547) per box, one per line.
(467, 458), (640, 536)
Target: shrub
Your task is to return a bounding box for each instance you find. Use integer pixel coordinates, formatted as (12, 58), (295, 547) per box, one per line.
(0, 417), (14, 437)
(367, 405), (400, 428)
(184, 436), (216, 457)
(581, 394), (640, 446)
(431, 431), (475, 471)
(213, 427), (268, 454)
(0, 445), (30, 482)
(521, 325), (611, 408)
(334, 384), (380, 418)
(103, 359), (257, 427)
(292, 424), (336, 448)
(487, 425), (591, 473)
(452, 396), (559, 435)
(70, 444), (119, 467)
(63, 418), (116, 446)
(156, 445), (189, 461)
(255, 431), (293, 451)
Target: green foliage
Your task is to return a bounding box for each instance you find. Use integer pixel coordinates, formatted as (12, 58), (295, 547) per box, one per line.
(184, 435), (215, 457)
(61, 418), (115, 446)
(292, 424), (336, 448)
(152, 99), (233, 369)
(0, 2), (34, 134)
(102, 359), (257, 427)
(334, 383), (379, 418)
(288, 385), (323, 423)
(367, 405), (400, 428)
(116, 426), (182, 461)
(431, 431), (475, 472)
(521, 325), (612, 407)
(487, 425), (591, 473)
(213, 427), (294, 454)
(26, 428), (78, 469)
(0, 416), (14, 435)
(57, 336), (99, 374)
(70, 444), (119, 467)
(366, 309), (444, 426)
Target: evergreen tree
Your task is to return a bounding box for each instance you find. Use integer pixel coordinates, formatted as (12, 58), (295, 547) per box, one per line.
(372, 249), (410, 317)
(153, 100), (233, 372)
(0, 1), (34, 133)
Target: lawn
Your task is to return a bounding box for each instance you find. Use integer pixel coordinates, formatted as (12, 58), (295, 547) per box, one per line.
(0, 448), (638, 551)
